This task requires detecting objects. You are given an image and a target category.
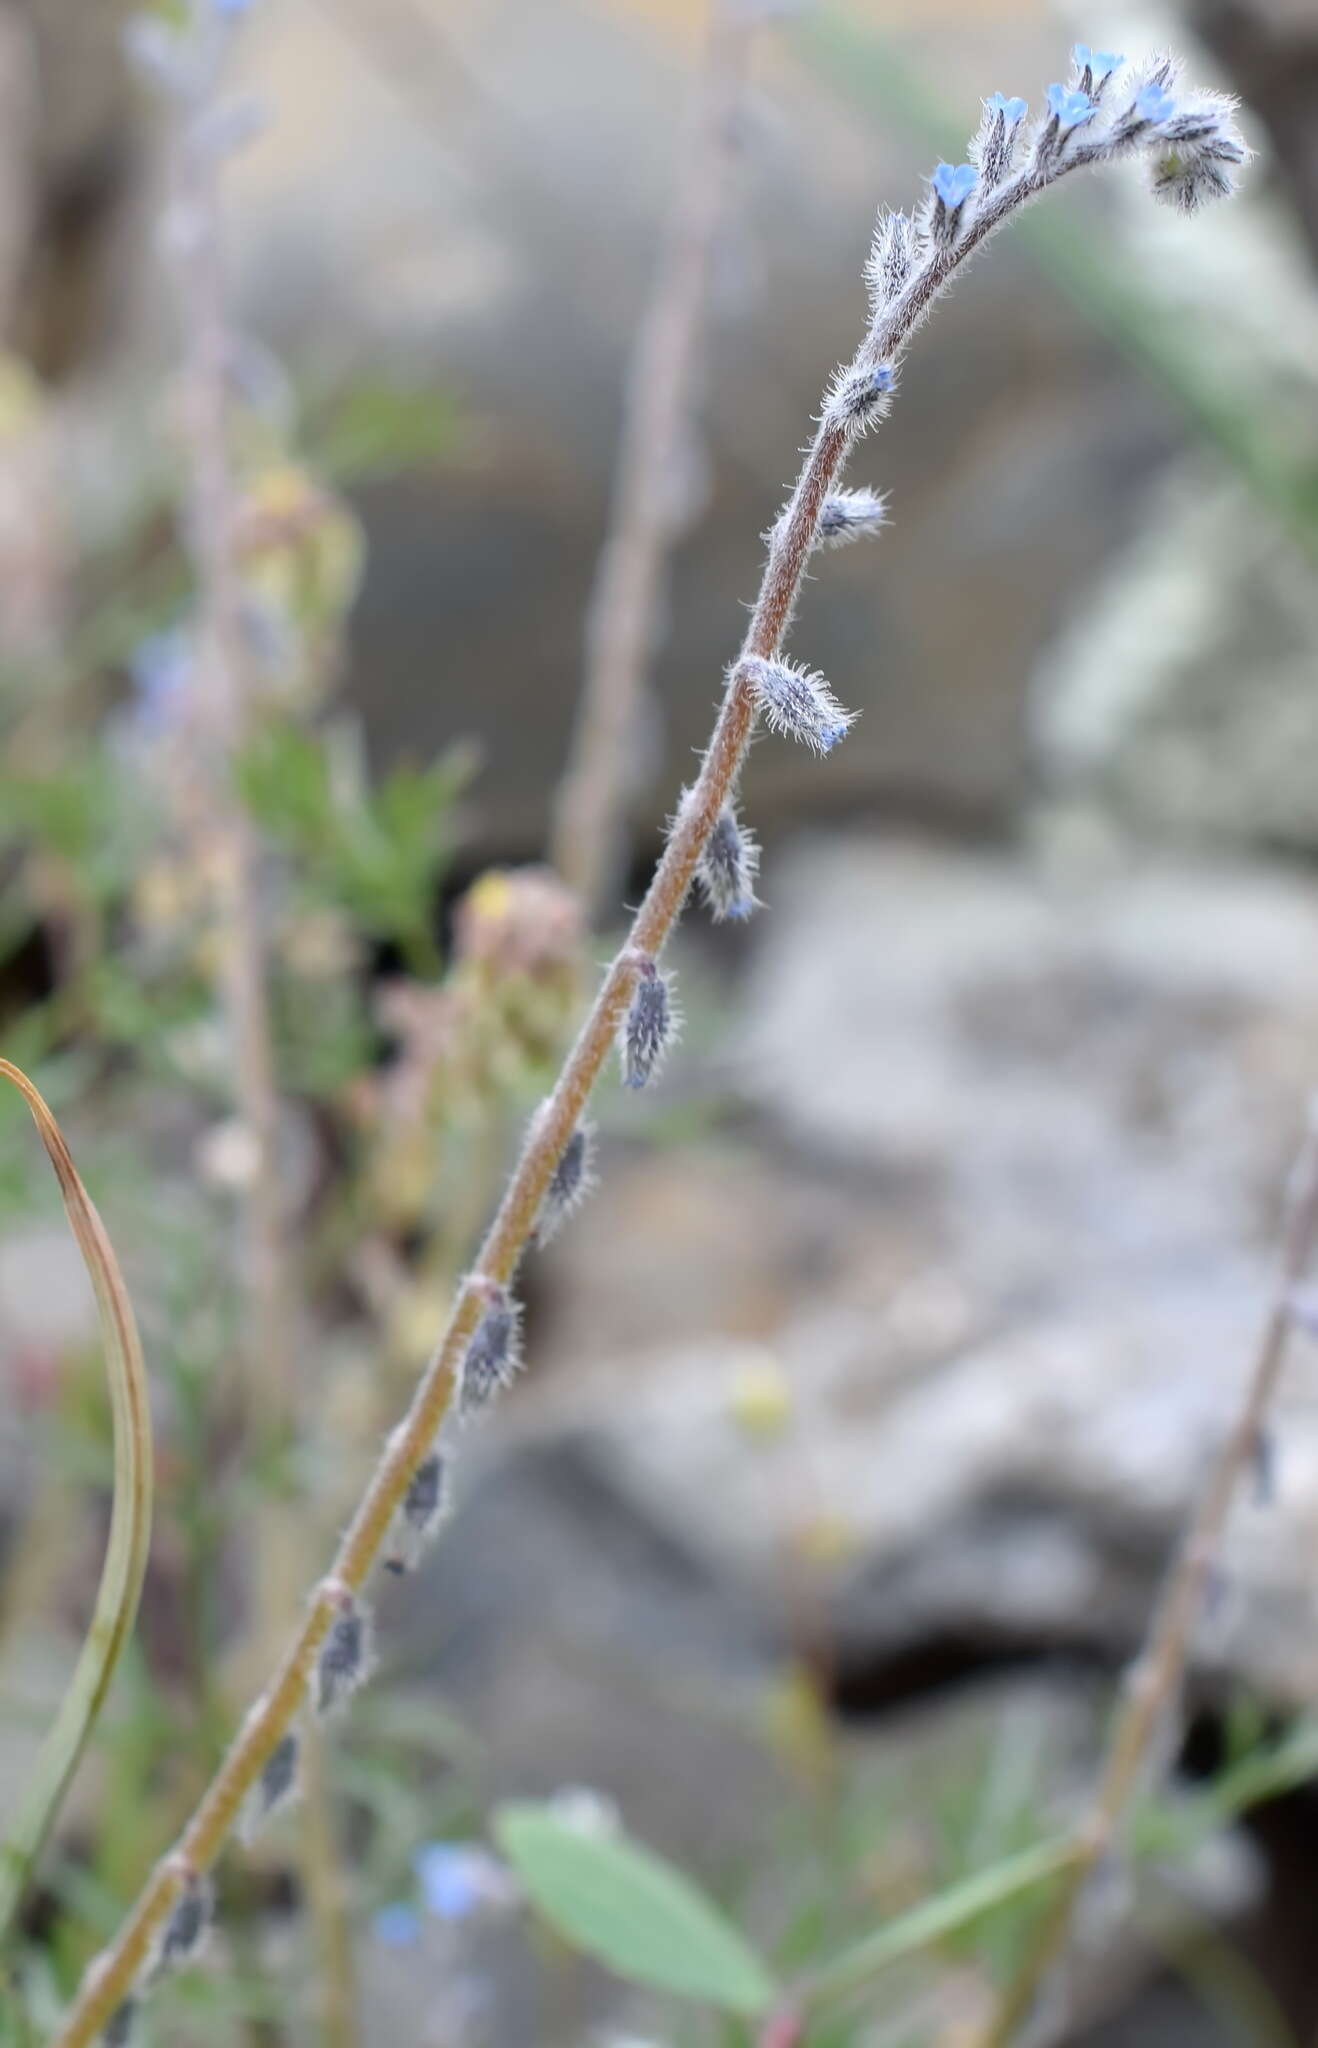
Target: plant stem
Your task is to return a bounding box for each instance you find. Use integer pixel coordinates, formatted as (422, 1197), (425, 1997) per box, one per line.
(978, 1108), (1318, 2046)
(550, 3), (749, 914)
(299, 1725), (359, 2048)
(176, 101), (293, 1440)
(172, 59), (359, 2048)
(51, 114), (1166, 2048)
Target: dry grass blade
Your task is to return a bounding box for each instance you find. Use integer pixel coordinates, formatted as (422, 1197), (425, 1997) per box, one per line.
(0, 1060), (154, 1941)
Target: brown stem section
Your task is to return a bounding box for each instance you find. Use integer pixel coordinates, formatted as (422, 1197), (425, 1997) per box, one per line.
(979, 1113), (1318, 2046)
(54, 118), (1135, 2048)
(177, 97), (293, 1434)
(550, 6), (749, 914)
(174, 62), (359, 2048)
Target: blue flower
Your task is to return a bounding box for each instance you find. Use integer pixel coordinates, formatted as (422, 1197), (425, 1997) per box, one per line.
(1045, 84), (1097, 130)
(1135, 82), (1176, 124)
(1073, 45), (1123, 83)
(931, 161), (978, 209)
(373, 1903), (421, 1947)
(986, 93), (1028, 125)
(415, 1844), (482, 1920)
(414, 1842), (514, 1922)
(128, 625), (193, 734)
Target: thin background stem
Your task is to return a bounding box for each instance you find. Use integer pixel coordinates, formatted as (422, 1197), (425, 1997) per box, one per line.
(550, 3), (749, 915)
(977, 1109), (1318, 2046)
(171, 34), (359, 2047)
(176, 65), (292, 1440)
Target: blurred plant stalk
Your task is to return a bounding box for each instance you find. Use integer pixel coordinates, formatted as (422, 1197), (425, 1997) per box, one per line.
(550, 1), (751, 917)
(980, 1107), (1318, 2045)
(173, 44), (293, 1447)
(165, 16), (359, 2043)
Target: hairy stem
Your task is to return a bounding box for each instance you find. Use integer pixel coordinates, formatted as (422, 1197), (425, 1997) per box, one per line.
(53, 117), (1147, 2048)
(550, 5), (749, 913)
(979, 1110), (1318, 2046)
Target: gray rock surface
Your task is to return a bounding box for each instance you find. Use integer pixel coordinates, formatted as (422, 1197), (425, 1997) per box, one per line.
(502, 835), (1318, 1708)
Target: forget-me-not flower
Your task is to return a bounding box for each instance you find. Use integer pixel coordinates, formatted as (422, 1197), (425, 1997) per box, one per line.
(1046, 83), (1097, 130)
(414, 1842), (516, 1922)
(931, 161), (978, 209)
(1135, 82), (1177, 125)
(1073, 45), (1123, 84)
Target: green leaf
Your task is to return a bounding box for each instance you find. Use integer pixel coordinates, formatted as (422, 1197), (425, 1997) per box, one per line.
(308, 376), (461, 484)
(494, 1804), (777, 2016)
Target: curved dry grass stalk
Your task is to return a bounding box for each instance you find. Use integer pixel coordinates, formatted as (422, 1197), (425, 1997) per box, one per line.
(0, 1062), (154, 1943)
(52, 45), (1247, 2045)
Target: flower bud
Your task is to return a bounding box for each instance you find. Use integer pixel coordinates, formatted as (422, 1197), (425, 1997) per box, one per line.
(241, 1728), (301, 1841)
(696, 804), (760, 922)
(314, 1587), (373, 1716)
(460, 1285), (523, 1413)
(384, 1447), (447, 1573)
(744, 655), (855, 755)
(535, 1121), (596, 1243)
(619, 957), (677, 1089)
(155, 1870), (212, 1976)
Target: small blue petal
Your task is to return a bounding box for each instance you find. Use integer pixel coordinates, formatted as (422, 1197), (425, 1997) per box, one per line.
(1135, 82), (1176, 124)
(1092, 50), (1124, 80)
(872, 365), (895, 392)
(1045, 83), (1097, 129)
(931, 161), (978, 208)
(986, 92), (1028, 124)
(129, 625), (193, 732)
(414, 1843), (513, 1922)
(415, 1845), (481, 1921)
(373, 1904), (421, 1948)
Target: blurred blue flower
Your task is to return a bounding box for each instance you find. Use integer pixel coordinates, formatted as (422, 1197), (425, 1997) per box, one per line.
(128, 624), (193, 734)
(986, 93), (1028, 125)
(1046, 84), (1097, 130)
(1073, 45), (1123, 83)
(414, 1842), (513, 1922)
(931, 161), (978, 209)
(373, 1903), (422, 1948)
(1135, 82), (1177, 124)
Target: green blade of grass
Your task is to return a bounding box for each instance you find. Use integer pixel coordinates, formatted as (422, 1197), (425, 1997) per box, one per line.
(807, 1835), (1082, 2012)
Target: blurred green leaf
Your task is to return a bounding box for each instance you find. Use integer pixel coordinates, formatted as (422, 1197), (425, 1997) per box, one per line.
(235, 724), (336, 850)
(308, 377), (462, 485)
(237, 722), (475, 968)
(494, 1803), (778, 2016)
